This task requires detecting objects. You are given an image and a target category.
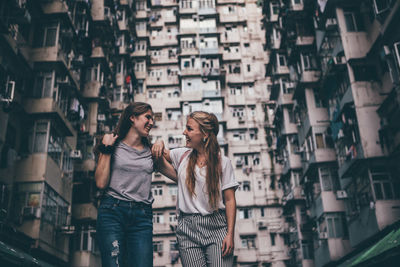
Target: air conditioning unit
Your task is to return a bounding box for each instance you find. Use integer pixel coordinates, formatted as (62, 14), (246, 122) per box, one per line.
(235, 159), (243, 167)
(22, 206), (40, 219)
(70, 150), (82, 159)
(325, 18), (337, 29)
(97, 114), (106, 121)
(294, 147), (304, 154)
(336, 190), (348, 199)
(333, 56), (346, 65)
(394, 42), (400, 68)
(104, 7), (111, 18)
(258, 221), (267, 229)
(1, 81), (15, 102)
(319, 232), (328, 239)
(58, 225), (75, 235)
(373, 0), (390, 15)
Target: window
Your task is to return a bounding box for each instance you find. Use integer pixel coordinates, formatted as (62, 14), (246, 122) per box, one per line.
(152, 185), (163, 196)
(169, 185), (178, 196)
(241, 236), (256, 248)
(270, 233), (276, 246)
(373, 0), (390, 15)
(233, 131), (245, 141)
(270, 2), (280, 15)
(260, 207), (265, 217)
(371, 166), (400, 200)
(315, 133), (325, 149)
(73, 226), (98, 253)
(153, 212), (164, 223)
(239, 181), (251, 191)
(41, 182), (68, 227)
(153, 241), (163, 253)
(170, 240), (178, 251)
(33, 23), (58, 47)
(247, 64), (251, 72)
(33, 72), (54, 98)
(319, 167), (339, 191)
(249, 129), (258, 140)
(29, 121), (49, 153)
(394, 42), (400, 68)
(239, 208), (252, 219)
(344, 10), (365, 32)
(169, 212), (177, 223)
(231, 107), (245, 117)
(277, 53), (287, 67)
(326, 213), (348, 238)
(301, 240), (314, 259)
(301, 53), (317, 70)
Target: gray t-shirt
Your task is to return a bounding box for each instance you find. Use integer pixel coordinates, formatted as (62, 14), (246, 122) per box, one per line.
(105, 141), (154, 204)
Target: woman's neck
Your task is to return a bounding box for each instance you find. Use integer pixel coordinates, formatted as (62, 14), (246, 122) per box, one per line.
(123, 128), (143, 149)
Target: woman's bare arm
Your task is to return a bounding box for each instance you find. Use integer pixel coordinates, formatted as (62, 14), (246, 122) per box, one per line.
(94, 134), (118, 189)
(222, 188), (236, 257)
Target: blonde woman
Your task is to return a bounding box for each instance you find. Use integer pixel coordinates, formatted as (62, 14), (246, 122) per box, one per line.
(153, 111), (238, 266)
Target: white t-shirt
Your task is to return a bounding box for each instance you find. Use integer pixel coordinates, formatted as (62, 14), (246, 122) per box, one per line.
(170, 147), (239, 215)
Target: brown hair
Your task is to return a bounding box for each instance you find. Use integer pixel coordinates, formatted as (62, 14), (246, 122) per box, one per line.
(185, 111), (221, 210)
(94, 102), (153, 156)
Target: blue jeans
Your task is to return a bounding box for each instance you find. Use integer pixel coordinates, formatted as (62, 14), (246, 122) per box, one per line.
(96, 195), (153, 267)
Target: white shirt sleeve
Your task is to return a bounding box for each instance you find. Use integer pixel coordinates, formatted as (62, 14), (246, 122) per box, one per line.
(169, 147), (191, 171)
(221, 156), (239, 191)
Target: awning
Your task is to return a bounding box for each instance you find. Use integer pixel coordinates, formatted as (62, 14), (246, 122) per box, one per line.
(0, 240), (56, 267)
(337, 226), (400, 267)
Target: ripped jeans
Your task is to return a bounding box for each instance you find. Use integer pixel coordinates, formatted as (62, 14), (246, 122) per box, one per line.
(96, 195), (153, 267)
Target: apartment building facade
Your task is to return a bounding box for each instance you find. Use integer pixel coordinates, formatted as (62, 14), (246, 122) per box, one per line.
(131, 0), (290, 266)
(0, 0), (137, 266)
(263, 0), (400, 266)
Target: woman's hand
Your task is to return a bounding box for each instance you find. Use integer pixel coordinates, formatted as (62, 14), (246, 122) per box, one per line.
(102, 133), (118, 146)
(222, 232), (234, 257)
(152, 139), (165, 159)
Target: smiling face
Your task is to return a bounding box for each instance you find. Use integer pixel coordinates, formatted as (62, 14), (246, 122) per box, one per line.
(183, 118), (206, 150)
(131, 110), (154, 137)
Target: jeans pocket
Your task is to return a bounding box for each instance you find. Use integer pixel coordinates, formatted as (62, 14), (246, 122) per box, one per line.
(141, 206), (153, 219)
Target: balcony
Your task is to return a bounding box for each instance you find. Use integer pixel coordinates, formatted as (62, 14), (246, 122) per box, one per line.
(237, 220), (257, 235)
(302, 148), (337, 176)
(83, 81), (102, 98)
(150, 34), (178, 47)
(223, 51), (241, 61)
(147, 75), (179, 86)
(220, 33), (241, 44)
(117, 19), (129, 31)
(199, 47), (220, 55)
(72, 251), (101, 267)
(315, 238), (351, 267)
(219, 12), (246, 23)
(91, 46), (106, 59)
(41, 0), (70, 17)
(282, 154), (302, 176)
(180, 47), (199, 56)
(310, 191), (345, 219)
(23, 98), (75, 136)
(199, 6), (217, 15)
(179, 27), (198, 35)
(296, 36), (314, 46)
(30, 45), (68, 69)
(72, 203), (97, 221)
(199, 27), (217, 34)
(337, 142), (364, 178)
(299, 70), (321, 84)
(180, 67), (201, 76)
(131, 49), (147, 57)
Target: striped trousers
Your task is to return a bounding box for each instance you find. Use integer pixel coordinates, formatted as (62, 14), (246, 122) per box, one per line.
(176, 210), (234, 267)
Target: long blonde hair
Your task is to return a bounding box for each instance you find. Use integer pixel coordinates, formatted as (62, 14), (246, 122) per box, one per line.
(186, 111), (221, 210)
